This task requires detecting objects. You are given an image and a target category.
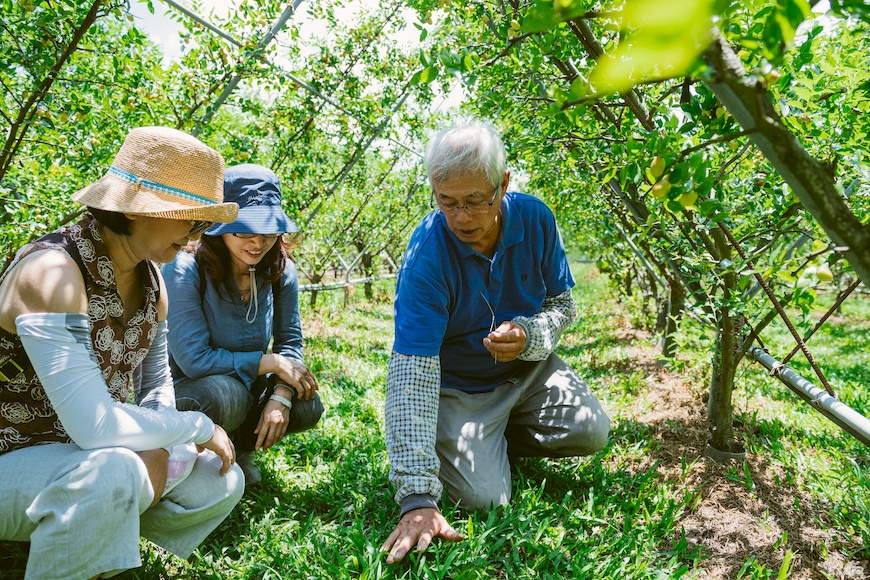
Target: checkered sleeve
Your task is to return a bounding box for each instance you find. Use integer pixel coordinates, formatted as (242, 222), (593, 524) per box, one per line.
(513, 289), (577, 361)
(385, 351), (443, 507)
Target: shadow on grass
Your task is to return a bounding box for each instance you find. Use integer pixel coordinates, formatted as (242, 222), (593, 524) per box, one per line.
(0, 541), (27, 579)
(510, 411), (868, 578)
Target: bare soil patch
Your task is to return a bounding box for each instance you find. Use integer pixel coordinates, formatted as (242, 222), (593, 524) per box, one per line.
(609, 326), (868, 579)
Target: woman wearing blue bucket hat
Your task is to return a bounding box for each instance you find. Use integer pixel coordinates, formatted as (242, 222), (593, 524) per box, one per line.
(162, 163), (323, 485)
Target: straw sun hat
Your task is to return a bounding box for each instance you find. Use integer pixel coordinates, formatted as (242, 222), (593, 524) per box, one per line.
(72, 126), (238, 223)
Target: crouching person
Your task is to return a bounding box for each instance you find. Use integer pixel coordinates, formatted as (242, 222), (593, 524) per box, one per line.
(162, 163), (323, 486)
(381, 121), (611, 563)
(0, 126), (245, 579)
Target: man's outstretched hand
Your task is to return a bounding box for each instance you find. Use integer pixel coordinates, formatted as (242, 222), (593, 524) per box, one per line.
(380, 507), (466, 564)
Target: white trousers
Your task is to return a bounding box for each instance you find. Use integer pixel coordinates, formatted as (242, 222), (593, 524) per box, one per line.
(0, 443), (244, 580)
(436, 354), (610, 510)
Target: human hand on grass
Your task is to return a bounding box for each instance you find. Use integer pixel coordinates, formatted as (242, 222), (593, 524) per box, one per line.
(483, 321), (527, 363)
(380, 508), (465, 564)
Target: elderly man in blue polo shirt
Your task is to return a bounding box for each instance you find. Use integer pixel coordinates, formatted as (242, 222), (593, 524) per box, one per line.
(380, 121), (611, 563)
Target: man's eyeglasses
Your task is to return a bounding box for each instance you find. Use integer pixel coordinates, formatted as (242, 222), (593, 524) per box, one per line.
(232, 233), (281, 240)
(431, 186), (501, 216)
(188, 220), (213, 235)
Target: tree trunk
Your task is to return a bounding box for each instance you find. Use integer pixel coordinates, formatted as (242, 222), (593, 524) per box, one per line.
(658, 280), (685, 359)
(362, 251), (374, 300)
(0, 0), (104, 181)
(309, 274), (321, 308)
(708, 312), (737, 452)
(703, 31), (870, 286)
(354, 239), (374, 300)
(707, 226), (740, 453)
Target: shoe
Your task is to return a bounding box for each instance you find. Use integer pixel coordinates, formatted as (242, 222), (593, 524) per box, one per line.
(237, 452), (262, 486)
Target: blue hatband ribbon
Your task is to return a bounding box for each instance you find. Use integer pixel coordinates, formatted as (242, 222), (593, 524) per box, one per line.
(108, 166), (216, 205)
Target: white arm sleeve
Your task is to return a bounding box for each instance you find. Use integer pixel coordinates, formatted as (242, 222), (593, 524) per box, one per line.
(16, 312), (215, 451)
(134, 320), (176, 411)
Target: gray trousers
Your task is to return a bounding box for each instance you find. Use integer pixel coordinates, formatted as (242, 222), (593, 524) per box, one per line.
(436, 354), (610, 510)
(0, 443), (244, 580)
(175, 374), (323, 453)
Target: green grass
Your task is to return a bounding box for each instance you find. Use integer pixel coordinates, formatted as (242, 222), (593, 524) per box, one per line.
(2, 268), (869, 578)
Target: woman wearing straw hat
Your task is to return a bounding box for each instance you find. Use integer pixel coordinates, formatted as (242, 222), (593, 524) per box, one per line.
(162, 163), (322, 485)
(0, 126), (245, 579)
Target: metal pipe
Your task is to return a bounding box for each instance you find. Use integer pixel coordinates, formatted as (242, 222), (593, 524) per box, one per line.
(344, 246), (370, 287)
(161, 0), (242, 47)
(747, 346), (870, 448)
(612, 220), (667, 290)
(299, 273), (397, 293)
(191, 0), (303, 135)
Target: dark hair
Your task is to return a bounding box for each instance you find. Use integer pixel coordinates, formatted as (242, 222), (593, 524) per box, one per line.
(88, 207), (133, 235)
(196, 235), (287, 300)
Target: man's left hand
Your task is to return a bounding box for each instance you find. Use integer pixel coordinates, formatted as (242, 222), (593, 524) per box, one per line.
(483, 321), (527, 363)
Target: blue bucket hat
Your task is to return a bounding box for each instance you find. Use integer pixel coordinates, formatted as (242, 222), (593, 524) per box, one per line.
(205, 163), (299, 236)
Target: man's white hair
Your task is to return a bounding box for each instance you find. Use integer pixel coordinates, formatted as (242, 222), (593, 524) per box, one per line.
(424, 121), (506, 188)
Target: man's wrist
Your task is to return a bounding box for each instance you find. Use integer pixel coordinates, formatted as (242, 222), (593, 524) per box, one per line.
(512, 316), (532, 356)
(400, 493), (439, 517)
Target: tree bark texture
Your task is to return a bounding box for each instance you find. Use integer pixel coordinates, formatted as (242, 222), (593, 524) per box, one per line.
(702, 31), (870, 286)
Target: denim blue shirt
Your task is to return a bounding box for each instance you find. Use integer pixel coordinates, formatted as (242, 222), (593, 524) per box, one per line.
(161, 251), (303, 388)
(392, 191), (574, 391)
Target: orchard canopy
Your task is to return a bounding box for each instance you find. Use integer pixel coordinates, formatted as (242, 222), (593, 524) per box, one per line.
(2, 0), (869, 452)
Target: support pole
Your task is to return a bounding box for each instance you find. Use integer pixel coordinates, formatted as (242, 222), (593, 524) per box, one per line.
(190, 0), (303, 136)
(748, 346), (870, 448)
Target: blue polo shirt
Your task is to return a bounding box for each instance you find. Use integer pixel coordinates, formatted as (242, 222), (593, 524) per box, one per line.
(393, 191), (574, 392)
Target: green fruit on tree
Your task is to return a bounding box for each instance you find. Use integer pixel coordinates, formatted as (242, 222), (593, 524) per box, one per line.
(680, 191), (698, 207)
(649, 157), (665, 178)
(816, 267), (833, 282)
(651, 179), (671, 199)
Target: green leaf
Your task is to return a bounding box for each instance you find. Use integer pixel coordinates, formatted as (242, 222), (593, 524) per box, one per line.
(777, 550), (794, 580)
(524, 0), (589, 33)
(776, 271), (797, 283)
(410, 66), (439, 85)
(462, 52), (479, 72)
(588, 0), (716, 95)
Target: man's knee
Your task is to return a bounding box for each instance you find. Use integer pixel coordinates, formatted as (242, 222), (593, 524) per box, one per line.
(446, 481), (511, 512)
(564, 411), (610, 455)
